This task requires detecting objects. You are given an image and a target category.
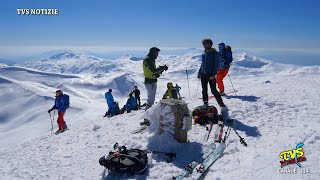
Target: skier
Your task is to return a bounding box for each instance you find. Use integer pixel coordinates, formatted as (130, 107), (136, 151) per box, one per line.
(132, 86), (141, 107)
(198, 39), (225, 107)
(48, 90), (69, 134)
(163, 82), (179, 99)
(143, 47), (168, 110)
(175, 83), (182, 99)
(104, 89), (115, 117)
(121, 93), (138, 114)
(217, 43), (233, 96)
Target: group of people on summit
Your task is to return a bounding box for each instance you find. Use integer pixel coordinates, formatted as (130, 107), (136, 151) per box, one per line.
(103, 86), (141, 117)
(48, 38), (233, 131)
(142, 39), (233, 110)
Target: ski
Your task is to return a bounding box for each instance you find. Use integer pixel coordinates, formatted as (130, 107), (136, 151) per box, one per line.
(191, 142), (226, 179)
(202, 122), (213, 143)
(213, 117), (224, 143)
(173, 143), (216, 180)
(191, 123), (232, 179)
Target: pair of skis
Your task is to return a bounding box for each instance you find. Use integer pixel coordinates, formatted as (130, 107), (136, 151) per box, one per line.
(173, 127), (230, 180)
(202, 115), (224, 143)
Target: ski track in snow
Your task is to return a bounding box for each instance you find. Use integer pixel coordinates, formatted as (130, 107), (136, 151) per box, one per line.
(0, 52), (320, 180)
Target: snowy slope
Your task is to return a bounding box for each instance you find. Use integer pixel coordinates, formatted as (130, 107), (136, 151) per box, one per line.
(1, 52), (320, 180)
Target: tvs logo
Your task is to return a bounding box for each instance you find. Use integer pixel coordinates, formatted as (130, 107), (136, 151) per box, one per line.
(279, 143), (307, 168)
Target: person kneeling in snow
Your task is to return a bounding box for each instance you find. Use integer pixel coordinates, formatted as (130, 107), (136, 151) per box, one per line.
(163, 82), (178, 99)
(104, 101), (121, 117)
(48, 90), (69, 134)
(121, 93), (138, 114)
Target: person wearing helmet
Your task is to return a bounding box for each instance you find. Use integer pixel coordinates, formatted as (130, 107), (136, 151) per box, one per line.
(48, 90), (68, 134)
(163, 82), (178, 99)
(198, 39), (225, 107)
(104, 89), (115, 117)
(217, 43), (233, 96)
(143, 47), (168, 110)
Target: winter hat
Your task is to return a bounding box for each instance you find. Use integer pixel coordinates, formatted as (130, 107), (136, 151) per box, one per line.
(149, 47), (160, 55)
(167, 82), (173, 88)
(55, 89), (63, 97)
(109, 89), (112, 92)
(218, 42), (225, 49)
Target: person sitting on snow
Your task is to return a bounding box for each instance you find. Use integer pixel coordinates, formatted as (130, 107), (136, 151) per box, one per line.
(163, 82), (178, 99)
(121, 93), (138, 114)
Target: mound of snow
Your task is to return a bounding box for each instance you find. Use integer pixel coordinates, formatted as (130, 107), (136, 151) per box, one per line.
(233, 53), (269, 68)
(0, 63), (7, 68)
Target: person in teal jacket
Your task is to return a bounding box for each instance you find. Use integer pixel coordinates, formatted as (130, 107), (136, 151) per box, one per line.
(104, 89), (115, 117)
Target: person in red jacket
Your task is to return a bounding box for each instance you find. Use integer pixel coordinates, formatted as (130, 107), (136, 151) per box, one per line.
(48, 90), (68, 134)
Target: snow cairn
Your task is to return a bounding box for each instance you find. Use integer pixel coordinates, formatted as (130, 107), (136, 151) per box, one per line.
(145, 99), (192, 143)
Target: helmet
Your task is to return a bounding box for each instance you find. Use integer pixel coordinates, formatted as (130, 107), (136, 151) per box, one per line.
(167, 82), (173, 88)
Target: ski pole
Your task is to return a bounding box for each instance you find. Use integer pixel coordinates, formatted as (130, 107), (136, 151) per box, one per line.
(49, 112), (53, 135)
(232, 127), (247, 146)
(53, 110), (56, 133)
(186, 70), (191, 98)
(228, 74), (237, 96)
(195, 79), (200, 96)
(146, 150), (176, 162)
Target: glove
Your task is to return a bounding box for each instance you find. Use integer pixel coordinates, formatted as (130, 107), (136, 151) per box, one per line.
(209, 76), (215, 80)
(159, 65), (168, 71)
(223, 62), (228, 66)
(155, 73), (160, 78)
(163, 65), (168, 71)
(197, 74), (201, 79)
(48, 109), (52, 113)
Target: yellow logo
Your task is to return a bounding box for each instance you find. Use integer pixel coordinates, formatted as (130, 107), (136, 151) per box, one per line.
(279, 143), (306, 168)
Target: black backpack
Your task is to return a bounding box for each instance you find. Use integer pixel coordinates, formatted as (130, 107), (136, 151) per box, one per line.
(99, 146), (148, 174)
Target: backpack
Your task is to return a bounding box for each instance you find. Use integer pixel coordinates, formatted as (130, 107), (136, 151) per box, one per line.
(192, 105), (219, 125)
(99, 146), (148, 173)
(63, 94), (70, 109)
(225, 45), (233, 63)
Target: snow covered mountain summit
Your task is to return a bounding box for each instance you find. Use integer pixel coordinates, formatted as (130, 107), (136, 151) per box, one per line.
(0, 50), (319, 180)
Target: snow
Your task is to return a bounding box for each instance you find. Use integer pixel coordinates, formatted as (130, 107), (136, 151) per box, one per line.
(0, 51), (319, 180)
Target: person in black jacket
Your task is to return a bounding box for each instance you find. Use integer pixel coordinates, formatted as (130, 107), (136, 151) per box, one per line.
(132, 86), (141, 107)
(198, 39), (225, 107)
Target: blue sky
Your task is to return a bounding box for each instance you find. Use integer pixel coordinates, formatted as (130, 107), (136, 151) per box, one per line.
(0, 0), (320, 58)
